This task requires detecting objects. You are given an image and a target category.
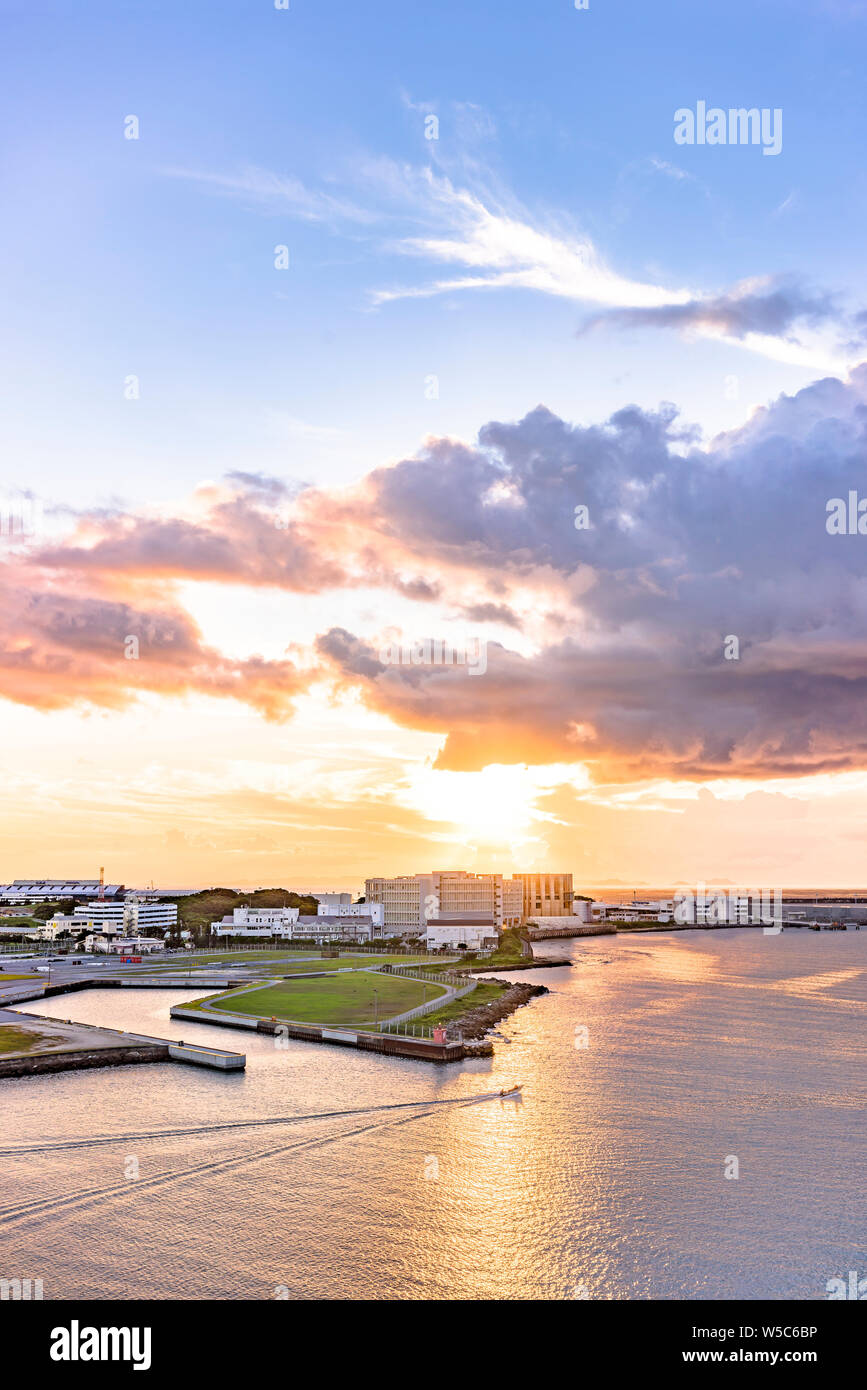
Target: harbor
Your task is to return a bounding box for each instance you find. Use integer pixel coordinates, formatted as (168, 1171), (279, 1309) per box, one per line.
(3, 928), (863, 1300)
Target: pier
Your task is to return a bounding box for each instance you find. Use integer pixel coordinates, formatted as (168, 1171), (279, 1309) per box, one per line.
(169, 1004), (468, 1062)
(0, 1005), (245, 1078)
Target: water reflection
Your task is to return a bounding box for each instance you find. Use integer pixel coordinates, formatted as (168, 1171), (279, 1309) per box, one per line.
(3, 930), (865, 1300)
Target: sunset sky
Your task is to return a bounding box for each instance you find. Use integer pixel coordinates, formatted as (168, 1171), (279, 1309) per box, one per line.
(4, 1), (867, 890)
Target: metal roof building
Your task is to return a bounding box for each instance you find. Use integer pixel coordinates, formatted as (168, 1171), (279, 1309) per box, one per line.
(0, 880), (125, 901)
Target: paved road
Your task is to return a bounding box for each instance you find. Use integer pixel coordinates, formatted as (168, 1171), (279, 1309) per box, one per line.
(0, 951), (200, 1006)
(0, 950), (342, 1007)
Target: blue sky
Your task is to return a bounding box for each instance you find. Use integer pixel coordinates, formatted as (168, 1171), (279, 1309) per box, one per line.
(4, 0), (867, 511)
(5, 0), (867, 887)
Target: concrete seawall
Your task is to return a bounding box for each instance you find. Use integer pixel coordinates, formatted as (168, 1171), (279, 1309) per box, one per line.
(0, 1002), (246, 1078)
(525, 924), (617, 940)
(170, 1005), (468, 1062)
(0, 1043), (168, 1079)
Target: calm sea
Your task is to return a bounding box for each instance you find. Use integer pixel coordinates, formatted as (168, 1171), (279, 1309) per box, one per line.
(1, 929), (864, 1300)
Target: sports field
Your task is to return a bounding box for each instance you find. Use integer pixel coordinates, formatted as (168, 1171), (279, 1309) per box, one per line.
(204, 970), (447, 1027)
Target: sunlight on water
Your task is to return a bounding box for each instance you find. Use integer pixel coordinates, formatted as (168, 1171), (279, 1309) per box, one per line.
(2, 930), (865, 1300)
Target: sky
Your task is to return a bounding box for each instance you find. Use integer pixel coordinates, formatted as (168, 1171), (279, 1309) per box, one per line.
(3, 0), (867, 890)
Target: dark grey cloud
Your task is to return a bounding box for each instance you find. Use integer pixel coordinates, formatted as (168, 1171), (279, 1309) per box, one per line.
(315, 627), (386, 681)
(579, 276), (845, 343)
(314, 366), (867, 779)
(457, 601), (522, 627)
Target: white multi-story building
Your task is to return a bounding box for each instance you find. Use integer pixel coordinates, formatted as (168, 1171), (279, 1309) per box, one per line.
(365, 872), (523, 934)
(364, 876), (435, 934)
(71, 899), (178, 934)
(432, 872), (523, 930)
(315, 892), (351, 911)
(41, 899), (178, 940)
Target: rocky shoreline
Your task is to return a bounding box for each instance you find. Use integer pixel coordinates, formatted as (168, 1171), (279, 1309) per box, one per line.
(454, 979), (548, 1049)
(468, 956), (567, 971)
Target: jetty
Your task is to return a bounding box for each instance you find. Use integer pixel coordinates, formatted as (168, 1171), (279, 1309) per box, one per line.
(0, 1004), (245, 1078)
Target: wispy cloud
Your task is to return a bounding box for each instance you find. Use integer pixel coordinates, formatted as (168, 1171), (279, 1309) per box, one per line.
(164, 153), (862, 371)
(647, 156), (693, 182)
(370, 167), (690, 311)
(160, 164), (377, 225)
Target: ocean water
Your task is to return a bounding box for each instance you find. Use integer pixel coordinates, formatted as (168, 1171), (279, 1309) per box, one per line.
(1, 929), (864, 1300)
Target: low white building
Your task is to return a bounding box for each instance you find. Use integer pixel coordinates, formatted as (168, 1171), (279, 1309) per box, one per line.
(425, 919), (499, 952)
(595, 899), (673, 923)
(211, 905), (383, 943)
(34, 915), (105, 941)
(85, 935), (166, 955)
(211, 906), (300, 938)
(295, 914), (379, 943)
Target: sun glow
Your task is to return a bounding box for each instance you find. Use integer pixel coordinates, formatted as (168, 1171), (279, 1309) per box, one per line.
(399, 762), (590, 855)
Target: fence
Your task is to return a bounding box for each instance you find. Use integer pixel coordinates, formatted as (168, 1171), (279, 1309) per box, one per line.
(389, 965), (473, 988)
(378, 973), (478, 1030)
(0, 942), (62, 957)
(377, 1021), (463, 1041)
(201, 941), (448, 959)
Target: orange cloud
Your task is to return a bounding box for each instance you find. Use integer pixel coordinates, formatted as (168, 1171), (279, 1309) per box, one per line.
(8, 369), (867, 783)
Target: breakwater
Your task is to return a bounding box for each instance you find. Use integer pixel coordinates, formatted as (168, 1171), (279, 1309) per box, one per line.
(169, 1005), (467, 1062)
(525, 923), (617, 940)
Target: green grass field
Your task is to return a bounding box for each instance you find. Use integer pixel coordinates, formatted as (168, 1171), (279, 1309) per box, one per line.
(265, 953), (440, 975)
(202, 970), (448, 1027)
(0, 1024), (61, 1055)
(465, 929), (528, 970)
(393, 980), (506, 1030)
(126, 952), (329, 972)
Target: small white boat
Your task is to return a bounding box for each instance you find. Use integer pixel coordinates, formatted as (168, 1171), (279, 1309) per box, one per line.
(498, 1084), (522, 1099)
